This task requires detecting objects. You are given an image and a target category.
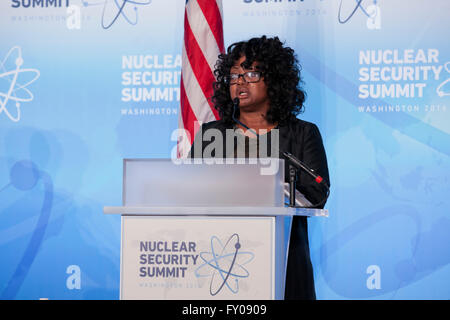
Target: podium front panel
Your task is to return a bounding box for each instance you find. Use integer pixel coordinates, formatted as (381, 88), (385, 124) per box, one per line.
(120, 215), (277, 300)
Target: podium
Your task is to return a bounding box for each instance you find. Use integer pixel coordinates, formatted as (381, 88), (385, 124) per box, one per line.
(104, 159), (327, 300)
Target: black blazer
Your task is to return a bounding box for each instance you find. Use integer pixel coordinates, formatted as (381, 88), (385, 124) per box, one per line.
(189, 117), (330, 299)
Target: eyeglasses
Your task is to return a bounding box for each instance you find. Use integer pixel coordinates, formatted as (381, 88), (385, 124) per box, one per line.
(226, 71), (262, 85)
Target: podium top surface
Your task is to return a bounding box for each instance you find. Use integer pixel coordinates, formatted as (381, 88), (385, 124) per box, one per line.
(103, 206), (328, 217)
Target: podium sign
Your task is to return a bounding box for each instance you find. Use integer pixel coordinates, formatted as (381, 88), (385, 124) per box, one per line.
(121, 216), (276, 300)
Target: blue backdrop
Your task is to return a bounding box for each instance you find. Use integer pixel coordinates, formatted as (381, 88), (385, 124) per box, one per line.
(1, 0), (449, 299)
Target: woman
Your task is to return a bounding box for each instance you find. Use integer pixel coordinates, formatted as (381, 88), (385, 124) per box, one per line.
(189, 35), (330, 299)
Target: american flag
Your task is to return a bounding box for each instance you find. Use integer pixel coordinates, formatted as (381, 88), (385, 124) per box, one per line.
(178, 0), (225, 158)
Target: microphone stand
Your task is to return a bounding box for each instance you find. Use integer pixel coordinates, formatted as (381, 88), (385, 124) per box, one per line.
(288, 164), (298, 208)
(282, 151), (330, 208)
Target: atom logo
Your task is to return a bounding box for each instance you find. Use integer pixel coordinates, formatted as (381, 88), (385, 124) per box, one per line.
(0, 46), (40, 122)
(195, 234), (254, 296)
(338, 0), (381, 29)
(81, 0), (152, 29)
(436, 62), (450, 97)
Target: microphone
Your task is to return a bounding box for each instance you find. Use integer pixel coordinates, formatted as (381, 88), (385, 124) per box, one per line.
(231, 97), (329, 208)
(283, 151), (330, 208)
(282, 151), (329, 188)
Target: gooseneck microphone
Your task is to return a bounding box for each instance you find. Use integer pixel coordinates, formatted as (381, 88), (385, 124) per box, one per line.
(282, 151), (329, 188)
(231, 97), (329, 208)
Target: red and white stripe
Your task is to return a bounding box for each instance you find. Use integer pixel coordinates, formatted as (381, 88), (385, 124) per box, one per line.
(178, 0), (224, 158)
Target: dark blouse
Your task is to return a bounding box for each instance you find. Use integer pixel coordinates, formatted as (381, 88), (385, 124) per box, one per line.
(188, 117), (330, 299)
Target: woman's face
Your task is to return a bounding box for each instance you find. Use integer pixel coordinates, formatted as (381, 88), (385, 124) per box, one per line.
(229, 55), (270, 113)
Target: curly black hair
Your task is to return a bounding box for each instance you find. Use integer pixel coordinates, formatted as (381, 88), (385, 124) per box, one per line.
(212, 35), (306, 125)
